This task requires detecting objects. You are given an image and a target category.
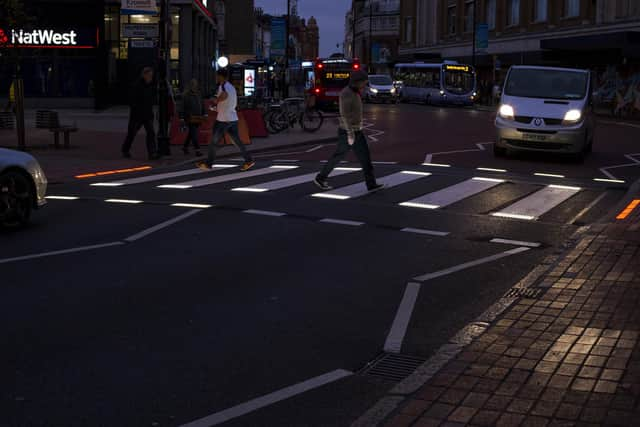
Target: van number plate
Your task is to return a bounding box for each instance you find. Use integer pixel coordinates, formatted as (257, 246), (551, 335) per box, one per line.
(522, 133), (547, 142)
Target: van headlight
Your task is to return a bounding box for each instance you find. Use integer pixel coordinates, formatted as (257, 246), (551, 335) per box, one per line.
(390, 87), (396, 94)
(499, 104), (515, 119)
(439, 90), (445, 96)
(563, 109), (582, 123)
(370, 88), (378, 94)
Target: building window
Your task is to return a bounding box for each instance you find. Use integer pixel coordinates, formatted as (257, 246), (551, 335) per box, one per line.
(486, 0), (496, 30)
(508, 0), (520, 26)
(464, 1), (474, 33)
(404, 17), (413, 42)
(533, 0), (547, 22)
(615, 0), (639, 17)
(447, 6), (456, 35)
(565, 0), (579, 17)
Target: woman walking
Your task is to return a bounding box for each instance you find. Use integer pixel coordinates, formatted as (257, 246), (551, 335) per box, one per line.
(182, 79), (204, 156)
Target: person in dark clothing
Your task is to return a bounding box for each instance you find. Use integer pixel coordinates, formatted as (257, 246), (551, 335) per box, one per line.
(181, 79), (203, 157)
(122, 67), (159, 160)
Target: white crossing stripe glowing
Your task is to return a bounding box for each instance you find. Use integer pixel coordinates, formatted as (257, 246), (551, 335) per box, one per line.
(319, 218), (364, 226)
(384, 282), (421, 353)
(400, 177), (503, 210)
(179, 370), (352, 427)
(490, 238), (541, 248)
(477, 167), (507, 172)
(594, 178), (625, 184)
(45, 196), (79, 200)
(232, 168), (358, 192)
(243, 209), (286, 217)
(492, 185), (581, 220)
(105, 199), (143, 204)
(400, 227), (450, 237)
(422, 162), (451, 167)
(94, 164), (236, 186)
(125, 210), (201, 242)
(162, 166), (298, 189)
(534, 172), (565, 178)
(312, 171), (430, 200)
(171, 203), (213, 208)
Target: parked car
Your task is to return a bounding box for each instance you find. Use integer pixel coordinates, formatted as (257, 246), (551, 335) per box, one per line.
(0, 148), (47, 227)
(364, 74), (398, 103)
(495, 65), (595, 160)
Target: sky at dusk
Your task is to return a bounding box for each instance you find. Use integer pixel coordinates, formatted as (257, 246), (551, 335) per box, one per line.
(254, 0), (352, 57)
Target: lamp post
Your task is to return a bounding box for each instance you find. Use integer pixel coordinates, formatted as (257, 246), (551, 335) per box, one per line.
(284, 0), (290, 98)
(157, 0), (171, 157)
(369, 1), (373, 72)
(472, 0), (477, 68)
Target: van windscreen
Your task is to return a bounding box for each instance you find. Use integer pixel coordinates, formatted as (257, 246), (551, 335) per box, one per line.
(505, 69), (587, 100)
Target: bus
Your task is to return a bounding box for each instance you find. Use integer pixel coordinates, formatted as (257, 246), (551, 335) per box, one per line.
(394, 61), (477, 106)
(308, 57), (361, 109)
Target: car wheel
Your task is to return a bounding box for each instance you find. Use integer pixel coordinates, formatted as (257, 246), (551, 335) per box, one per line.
(0, 170), (33, 228)
(493, 144), (507, 157)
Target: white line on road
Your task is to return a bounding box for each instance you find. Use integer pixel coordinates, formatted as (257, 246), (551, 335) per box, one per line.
(599, 153), (640, 180)
(490, 238), (541, 248)
(423, 142), (493, 164)
(45, 196), (79, 200)
(124, 210), (202, 242)
(477, 167), (507, 173)
(105, 199), (144, 204)
(305, 144), (324, 153)
(243, 209), (287, 217)
(93, 164), (236, 186)
(534, 172), (565, 178)
(171, 203), (213, 209)
(384, 282), (421, 353)
(413, 247), (531, 282)
(567, 191), (609, 225)
(492, 185), (581, 220)
(313, 171), (430, 200)
(400, 177), (504, 210)
(319, 218), (364, 226)
(179, 369), (353, 427)
(593, 178), (625, 184)
(400, 227), (450, 237)
(163, 165), (299, 189)
(0, 242), (124, 265)
(232, 168), (358, 192)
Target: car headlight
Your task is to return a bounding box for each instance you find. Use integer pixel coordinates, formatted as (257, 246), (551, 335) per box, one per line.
(439, 90), (445, 96)
(370, 88), (378, 94)
(472, 92), (477, 97)
(563, 109), (582, 123)
(499, 104), (515, 119)
(390, 87), (396, 94)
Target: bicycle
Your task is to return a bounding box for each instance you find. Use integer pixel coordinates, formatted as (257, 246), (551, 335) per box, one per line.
(268, 97), (324, 133)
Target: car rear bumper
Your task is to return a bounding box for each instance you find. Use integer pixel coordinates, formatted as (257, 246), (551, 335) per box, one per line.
(495, 117), (587, 153)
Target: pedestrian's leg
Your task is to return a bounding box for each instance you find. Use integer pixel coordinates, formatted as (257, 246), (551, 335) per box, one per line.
(142, 119), (157, 157)
(207, 121), (226, 166)
(352, 131), (377, 188)
(122, 117), (141, 154)
(190, 124), (201, 150)
(226, 121), (252, 162)
(317, 130), (351, 180)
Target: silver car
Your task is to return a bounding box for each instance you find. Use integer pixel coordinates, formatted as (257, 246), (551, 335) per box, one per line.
(0, 148), (47, 227)
(495, 66), (595, 159)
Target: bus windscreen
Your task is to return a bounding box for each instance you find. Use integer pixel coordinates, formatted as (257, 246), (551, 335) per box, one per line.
(443, 65), (474, 95)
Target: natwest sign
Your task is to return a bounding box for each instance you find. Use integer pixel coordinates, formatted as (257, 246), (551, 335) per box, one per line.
(0, 27), (98, 49)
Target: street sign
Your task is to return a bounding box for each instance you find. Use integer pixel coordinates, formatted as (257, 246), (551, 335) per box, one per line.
(476, 23), (488, 53)
(123, 24), (159, 38)
(121, 0), (156, 15)
(270, 17), (286, 58)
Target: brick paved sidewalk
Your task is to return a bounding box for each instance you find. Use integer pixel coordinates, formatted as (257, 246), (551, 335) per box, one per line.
(379, 194), (640, 427)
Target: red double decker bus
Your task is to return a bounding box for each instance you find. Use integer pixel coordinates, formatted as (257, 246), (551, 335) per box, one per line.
(309, 57), (361, 110)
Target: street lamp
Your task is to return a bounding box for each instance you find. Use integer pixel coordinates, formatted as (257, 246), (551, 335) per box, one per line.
(157, 0), (171, 157)
(284, 0), (290, 98)
(472, 0), (477, 68)
(217, 56), (229, 68)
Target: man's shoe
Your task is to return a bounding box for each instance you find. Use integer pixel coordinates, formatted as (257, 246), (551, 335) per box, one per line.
(313, 177), (332, 190)
(240, 161), (256, 171)
(122, 151), (131, 159)
(367, 183), (385, 193)
(196, 161), (211, 171)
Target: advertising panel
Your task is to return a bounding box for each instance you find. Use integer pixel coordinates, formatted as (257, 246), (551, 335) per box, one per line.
(270, 17), (286, 58)
(0, 27), (98, 49)
(121, 0), (157, 15)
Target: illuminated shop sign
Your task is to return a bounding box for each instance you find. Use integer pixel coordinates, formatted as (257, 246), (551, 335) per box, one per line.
(0, 27), (98, 49)
(445, 65), (471, 72)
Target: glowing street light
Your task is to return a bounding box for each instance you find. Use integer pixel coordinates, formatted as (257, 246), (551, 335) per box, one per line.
(217, 56), (229, 68)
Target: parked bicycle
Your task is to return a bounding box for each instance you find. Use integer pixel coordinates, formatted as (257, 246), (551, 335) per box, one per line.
(267, 97), (324, 134)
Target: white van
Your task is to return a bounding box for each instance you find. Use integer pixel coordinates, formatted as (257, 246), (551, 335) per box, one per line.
(364, 74), (398, 103)
(494, 66), (595, 159)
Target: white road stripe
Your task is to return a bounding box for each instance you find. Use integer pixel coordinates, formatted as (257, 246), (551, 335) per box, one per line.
(105, 199), (143, 204)
(179, 370), (352, 427)
(232, 168), (358, 192)
(171, 203), (213, 209)
(413, 247), (531, 281)
(593, 178), (625, 184)
(319, 218), (364, 226)
(45, 196), (79, 200)
(243, 209), (286, 217)
(477, 167), (507, 173)
(305, 145), (324, 153)
(490, 238), (541, 248)
(372, 161), (398, 165)
(161, 166), (298, 189)
(312, 171), (430, 200)
(384, 282), (421, 353)
(567, 191), (609, 225)
(0, 242), (124, 265)
(124, 210), (201, 242)
(492, 185), (581, 220)
(400, 227), (450, 237)
(94, 165), (236, 186)
(534, 172), (565, 178)
(400, 177), (503, 210)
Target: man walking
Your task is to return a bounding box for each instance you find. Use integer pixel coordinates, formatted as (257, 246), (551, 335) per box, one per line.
(122, 67), (159, 160)
(197, 69), (254, 171)
(314, 70), (383, 192)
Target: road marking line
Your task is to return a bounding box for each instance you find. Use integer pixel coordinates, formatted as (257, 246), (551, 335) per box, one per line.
(490, 238), (541, 248)
(93, 165), (236, 186)
(424, 142), (494, 164)
(492, 185), (581, 220)
(422, 162), (451, 168)
(305, 144), (324, 153)
(243, 209), (287, 217)
(319, 218), (364, 226)
(45, 196), (79, 200)
(179, 369), (352, 427)
(231, 187), (270, 192)
(124, 210), (201, 242)
(163, 165), (299, 189)
(384, 282), (421, 353)
(400, 227), (450, 237)
(413, 247), (530, 281)
(593, 178), (625, 184)
(231, 168), (357, 192)
(105, 199), (144, 204)
(312, 171), (429, 200)
(599, 153), (640, 180)
(273, 159), (299, 162)
(90, 183), (125, 187)
(568, 191), (609, 225)
(75, 165), (152, 179)
(616, 199), (640, 220)
(0, 242), (124, 265)
(373, 161), (398, 165)
(534, 172), (565, 178)
(400, 177), (503, 210)
(171, 203), (213, 209)
(477, 167), (507, 172)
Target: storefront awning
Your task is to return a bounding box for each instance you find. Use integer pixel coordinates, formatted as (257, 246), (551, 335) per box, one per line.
(540, 31), (640, 58)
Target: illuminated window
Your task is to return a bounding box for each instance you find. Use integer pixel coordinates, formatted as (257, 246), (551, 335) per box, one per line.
(534, 0), (547, 22)
(508, 0), (520, 26)
(565, 0), (579, 17)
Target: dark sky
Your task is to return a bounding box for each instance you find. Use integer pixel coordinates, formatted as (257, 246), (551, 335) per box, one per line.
(254, 0), (351, 57)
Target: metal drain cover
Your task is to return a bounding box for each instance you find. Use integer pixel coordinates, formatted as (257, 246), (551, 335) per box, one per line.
(360, 353), (426, 382)
(504, 287), (543, 299)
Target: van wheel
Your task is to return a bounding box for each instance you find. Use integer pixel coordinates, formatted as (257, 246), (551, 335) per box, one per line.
(493, 145), (507, 157)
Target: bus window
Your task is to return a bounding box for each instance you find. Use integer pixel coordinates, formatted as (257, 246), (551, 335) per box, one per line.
(444, 68), (474, 94)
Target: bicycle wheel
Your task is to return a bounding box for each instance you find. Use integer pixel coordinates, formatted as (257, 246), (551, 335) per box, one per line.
(301, 109), (323, 132)
(264, 111), (280, 134)
(270, 111), (290, 133)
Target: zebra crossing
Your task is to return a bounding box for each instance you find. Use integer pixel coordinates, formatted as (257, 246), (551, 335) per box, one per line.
(81, 162), (619, 224)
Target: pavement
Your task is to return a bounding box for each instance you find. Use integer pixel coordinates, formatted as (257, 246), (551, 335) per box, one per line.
(355, 180), (640, 427)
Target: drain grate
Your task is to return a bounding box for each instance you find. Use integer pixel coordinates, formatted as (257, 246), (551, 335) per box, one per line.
(359, 353), (427, 382)
(504, 287), (543, 299)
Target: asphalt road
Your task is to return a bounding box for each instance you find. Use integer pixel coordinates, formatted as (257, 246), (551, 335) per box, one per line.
(2, 103), (637, 427)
